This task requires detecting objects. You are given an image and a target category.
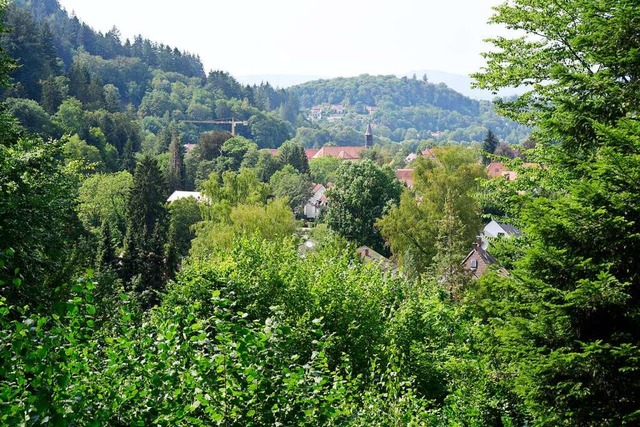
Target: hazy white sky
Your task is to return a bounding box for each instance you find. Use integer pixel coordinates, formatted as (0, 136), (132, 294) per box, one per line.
(56, 0), (505, 79)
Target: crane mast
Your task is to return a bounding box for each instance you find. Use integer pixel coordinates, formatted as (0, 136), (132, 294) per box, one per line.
(181, 118), (249, 136)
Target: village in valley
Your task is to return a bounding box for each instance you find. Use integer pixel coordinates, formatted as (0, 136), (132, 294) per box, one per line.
(3, 0), (636, 424)
(168, 121), (527, 280)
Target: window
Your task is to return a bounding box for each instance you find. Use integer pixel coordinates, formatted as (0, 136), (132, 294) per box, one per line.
(470, 259), (478, 269)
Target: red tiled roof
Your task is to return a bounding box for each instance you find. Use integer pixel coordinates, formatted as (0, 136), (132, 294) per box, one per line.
(486, 162), (539, 181)
(312, 146), (366, 159)
(305, 149), (319, 159)
(422, 148), (436, 159)
(486, 162), (507, 178)
(395, 169), (414, 187)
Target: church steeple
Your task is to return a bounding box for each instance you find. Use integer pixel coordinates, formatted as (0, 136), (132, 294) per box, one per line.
(365, 123), (373, 148)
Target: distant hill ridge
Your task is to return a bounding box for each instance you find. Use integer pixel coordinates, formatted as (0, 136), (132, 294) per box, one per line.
(237, 71), (525, 101)
(290, 74), (480, 117)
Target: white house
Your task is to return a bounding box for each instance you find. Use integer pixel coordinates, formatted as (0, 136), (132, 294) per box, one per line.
(304, 184), (327, 219)
(480, 220), (522, 249)
(330, 104), (346, 114)
(167, 191), (205, 203)
(483, 220), (522, 239)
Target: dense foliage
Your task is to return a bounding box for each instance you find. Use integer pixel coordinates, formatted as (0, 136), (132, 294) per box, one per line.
(3, 0), (640, 424)
(469, 0), (640, 424)
(325, 160), (402, 255)
(378, 146), (485, 277)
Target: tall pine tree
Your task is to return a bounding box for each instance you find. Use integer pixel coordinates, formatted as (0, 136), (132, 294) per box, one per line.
(166, 132), (185, 193)
(122, 155), (168, 308)
(481, 129), (499, 164)
(96, 219), (117, 273)
(277, 140), (309, 174)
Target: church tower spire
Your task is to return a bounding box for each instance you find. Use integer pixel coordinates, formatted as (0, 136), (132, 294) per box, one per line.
(365, 123), (373, 148)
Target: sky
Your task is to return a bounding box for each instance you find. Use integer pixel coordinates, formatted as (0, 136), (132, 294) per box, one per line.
(56, 0), (505, 79)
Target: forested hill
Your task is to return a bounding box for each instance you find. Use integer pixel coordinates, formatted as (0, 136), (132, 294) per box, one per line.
(290, 74), (528, 144)
(12, 0), (204, 76)
(1, 0), (527, 154)
(1, 0), (298, 152)
(6, 0), (204, 105)
(292, 74), (479, 116)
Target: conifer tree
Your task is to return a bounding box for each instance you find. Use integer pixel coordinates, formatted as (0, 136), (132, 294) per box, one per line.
(166, 132), (185, 193)
(40, 77), (66, 115)
(155, 126), (173, 154)
(482, 129), (499, 164)
(472, 1), (640, 423)
(122, 155), (168, 308)
(277, 140), (309, 174)
(96, 219), (117, 272)
(122, 137), (136, 173)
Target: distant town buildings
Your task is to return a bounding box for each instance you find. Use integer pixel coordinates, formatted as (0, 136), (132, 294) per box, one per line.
(486, 161), (539, 181)
(309, 106), (323, 120)
(329, 104), (346, 115)
(311, 146), (365, 160)
(405, 148), (436, 164)
(307, 103), (378, 121)
(486, 162), (517, 180)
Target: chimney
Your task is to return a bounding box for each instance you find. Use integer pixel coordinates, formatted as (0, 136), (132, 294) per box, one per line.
(475, 236), (483, 250)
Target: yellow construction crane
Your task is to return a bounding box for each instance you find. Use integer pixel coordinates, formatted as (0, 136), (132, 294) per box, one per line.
(181, 118), (249, 136)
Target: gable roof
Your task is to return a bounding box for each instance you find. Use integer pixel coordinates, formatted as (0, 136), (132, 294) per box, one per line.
(405, 152), (418, 163)
(462, 245), (499, 278)
(312, 146), (366, 159)
(421, 148), (436, 159)
(395, 169), (414, 187)
(357, 246), (398, 272)
(305, 149), (319, 159)
(495, 221), (521, 236)
(462, 245), (497, 266)
(486, 162), (507, 177)
(484, 219), (522, 238)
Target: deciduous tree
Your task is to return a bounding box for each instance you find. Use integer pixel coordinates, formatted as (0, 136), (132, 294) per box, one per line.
(269, 165), (312, 217)
(377, 147), (485, 276)
(325, 160), (401, 254)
